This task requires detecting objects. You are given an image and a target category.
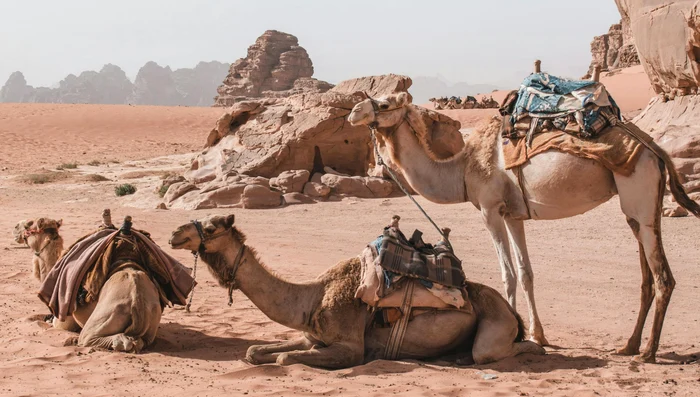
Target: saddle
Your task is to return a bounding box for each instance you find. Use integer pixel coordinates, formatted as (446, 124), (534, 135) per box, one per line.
(356, 216), (472, 359)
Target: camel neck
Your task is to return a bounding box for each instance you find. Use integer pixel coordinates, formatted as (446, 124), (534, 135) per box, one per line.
(205, 240), (322, 333)
(385, 120), (468, 204)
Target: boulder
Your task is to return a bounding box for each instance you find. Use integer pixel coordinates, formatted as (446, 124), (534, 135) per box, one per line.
(242, 184), (283, 209)
(303, 181), (331, 198)
(164, 182), (198, 203)
(320, 174), (393, 198)
(269, 170), (310, 193)
(283, 192), (316, 205)
(214, 30), (332, 106)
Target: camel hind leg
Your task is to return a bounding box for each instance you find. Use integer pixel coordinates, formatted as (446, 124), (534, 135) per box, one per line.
(468, 283), (545, 364)
(614, 149), (675, 363)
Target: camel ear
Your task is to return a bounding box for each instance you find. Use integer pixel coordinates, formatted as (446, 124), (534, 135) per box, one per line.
(57, 219), (63, 229)
(396, 92), (412, 107)
(24, 220), (34, 229)
(225, 214), (235, 229)
(36, 218), (46, 229)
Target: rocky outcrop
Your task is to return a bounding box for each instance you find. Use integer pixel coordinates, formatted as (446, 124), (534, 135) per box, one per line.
(0, 61), (229, 106)
(166, 74), (464, 209)
(584, 22), (639, 78)
(616, 0), (700, 97)
(617, 0), (700, 216)
(0, 72), (35, 102)
(214, 30), (332, 107)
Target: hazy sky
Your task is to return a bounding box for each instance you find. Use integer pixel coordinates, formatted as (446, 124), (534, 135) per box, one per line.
(1, 0), (621, 88)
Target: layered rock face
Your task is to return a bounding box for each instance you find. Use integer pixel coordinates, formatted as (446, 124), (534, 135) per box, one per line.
(166, 74), (464, 210)
(616, 0), (700, 96)
(0, 61), (229, 106)
(584, 21), (639, 78)
(214, 30), (332, 107)
(616, 0), (700, 216)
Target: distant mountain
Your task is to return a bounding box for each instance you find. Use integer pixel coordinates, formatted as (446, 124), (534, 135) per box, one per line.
(0, 61), (230, 106)
(410, 75), (503, 104)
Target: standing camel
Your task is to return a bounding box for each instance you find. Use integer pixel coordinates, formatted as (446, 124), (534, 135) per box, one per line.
(169, 214), (544, 368)
(347, 92), (700, 363)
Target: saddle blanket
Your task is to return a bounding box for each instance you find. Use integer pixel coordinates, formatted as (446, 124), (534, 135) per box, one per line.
(355, 225), (468, 309)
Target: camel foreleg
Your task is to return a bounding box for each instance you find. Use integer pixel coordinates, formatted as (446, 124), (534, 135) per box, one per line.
(275, 341), (365, 369)
(504, 217), (547, 346)
(481, 209), (518, 309)
(246, 336), (315, 364)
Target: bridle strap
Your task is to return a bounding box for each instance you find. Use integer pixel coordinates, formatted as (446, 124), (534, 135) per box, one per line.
(227, 244), (246, 306)
(191, 220), (230, 254)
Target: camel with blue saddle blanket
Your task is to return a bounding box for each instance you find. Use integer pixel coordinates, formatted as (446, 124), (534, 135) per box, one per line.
(169, 214), (544, 369)
(348, 65), (700, 363)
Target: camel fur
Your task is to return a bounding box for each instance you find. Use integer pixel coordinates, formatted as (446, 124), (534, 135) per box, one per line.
(169, 214), (544, 369)
(27, 214), (162, 353)
(348, 92), (700, 363)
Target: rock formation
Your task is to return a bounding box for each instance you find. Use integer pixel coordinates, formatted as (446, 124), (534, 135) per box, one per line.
(166, 74), (464, 210)
(214, 30), (332, 107)
(584, 21), (639, 78)
(0, 61), (229, 106)
(616, 0), (700, 216)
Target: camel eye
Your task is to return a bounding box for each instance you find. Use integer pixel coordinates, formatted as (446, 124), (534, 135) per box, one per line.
(379, 104), (389, 110)
(204, 226), (216, 234)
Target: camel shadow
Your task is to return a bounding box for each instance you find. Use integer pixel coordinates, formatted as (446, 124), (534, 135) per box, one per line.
(657, 350), (700, 365)
(334, 349), (607, 378)
(151, 322), (267, 362)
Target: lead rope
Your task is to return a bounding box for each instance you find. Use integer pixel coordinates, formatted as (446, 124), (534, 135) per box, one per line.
(370, 128), (453, 251)
(185, 252), (198, 313)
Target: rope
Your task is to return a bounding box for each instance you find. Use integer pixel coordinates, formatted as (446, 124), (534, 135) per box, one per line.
(370, 128), (453, 250)
(185, 252), (198, 313)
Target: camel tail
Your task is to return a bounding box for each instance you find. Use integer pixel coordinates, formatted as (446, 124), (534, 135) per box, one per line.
(621, 122), (700, 218)
(665, 152), (700, 218)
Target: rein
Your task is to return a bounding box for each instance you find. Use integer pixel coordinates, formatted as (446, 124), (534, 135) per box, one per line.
(366, 97), (453, 250)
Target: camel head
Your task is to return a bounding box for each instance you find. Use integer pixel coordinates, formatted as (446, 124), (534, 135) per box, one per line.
(13, 220), (30, 245)
(169, 214), (237, 253)
(22, 217), (63, 249)
(348, 92), (412, 129)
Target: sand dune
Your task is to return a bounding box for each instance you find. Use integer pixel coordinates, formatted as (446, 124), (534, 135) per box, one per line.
(1, 103), (698, 396)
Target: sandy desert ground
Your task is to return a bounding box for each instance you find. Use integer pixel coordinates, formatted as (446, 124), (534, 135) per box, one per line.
(1, 94), (699, 396)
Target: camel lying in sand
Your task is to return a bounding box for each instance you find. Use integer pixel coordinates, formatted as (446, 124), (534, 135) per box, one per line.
(347, 92), (700, 363)
(169, 214), (544, 369)
(29, 213), (162, 353)
(15, 218), (63, 282)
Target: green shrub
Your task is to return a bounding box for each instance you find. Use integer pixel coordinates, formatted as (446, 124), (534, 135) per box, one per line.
(57, 162), (78, 170)
(115, 183), (137, 196)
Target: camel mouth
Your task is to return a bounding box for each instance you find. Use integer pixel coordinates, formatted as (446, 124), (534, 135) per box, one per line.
(169, 237), (190, 249)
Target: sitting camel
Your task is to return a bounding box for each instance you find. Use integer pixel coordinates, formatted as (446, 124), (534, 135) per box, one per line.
(347, 92), (700, 363)
(429, 97), (449, 110)
(34, 211), (162, 352)
(169, 214), (544, 369)
(15, 218), (63, 282)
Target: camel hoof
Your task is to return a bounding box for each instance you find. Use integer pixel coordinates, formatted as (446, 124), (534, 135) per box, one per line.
(615, 346), (640, 356)
(63, 336), (79, 346)
(245, 346), (263, 364)
(633, 353), (656, 364)
(112, 334), (141, 353)
(276, 352), (296, 366)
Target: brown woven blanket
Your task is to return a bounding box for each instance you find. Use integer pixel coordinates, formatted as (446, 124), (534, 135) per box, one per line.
(38, 229), (195, 321)
(502, 122), (653, 177)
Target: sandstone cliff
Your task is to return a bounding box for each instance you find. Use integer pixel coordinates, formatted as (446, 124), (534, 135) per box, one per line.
(214, 30), (332, 107)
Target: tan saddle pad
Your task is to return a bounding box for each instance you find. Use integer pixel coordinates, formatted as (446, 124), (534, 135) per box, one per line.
(376, 279), (472, 312)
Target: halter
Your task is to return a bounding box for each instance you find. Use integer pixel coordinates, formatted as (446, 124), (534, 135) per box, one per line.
(364, 92), (406, 130)
(24, 228), (58, 257)
(186, 220), (247, 310)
